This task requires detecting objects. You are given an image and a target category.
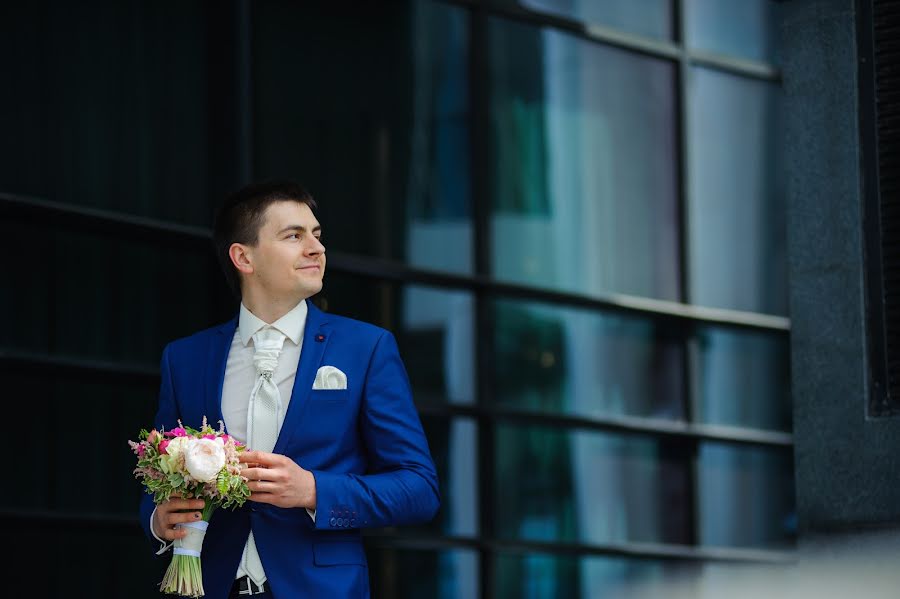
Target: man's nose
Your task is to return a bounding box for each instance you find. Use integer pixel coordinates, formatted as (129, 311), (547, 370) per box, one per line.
(306, 236), (325, 255)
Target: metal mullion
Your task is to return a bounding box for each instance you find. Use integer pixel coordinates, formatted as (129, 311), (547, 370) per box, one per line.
(236, 0), (253, 185)
(364, 531), (796, 565)
(0, 350), (160, 385)
(438, 0), (683, 62)
(0, 507), (795, 565)
(415, 402), (793, 449)
(0, 349), (794, 448)
(688, 50), (781, 82)
(0, 192), (211, 247)
(675, 0), (703, 554)
(468, 2), (494, 597)
(332, 254), (791, 333)
(1, 192), (792, 333)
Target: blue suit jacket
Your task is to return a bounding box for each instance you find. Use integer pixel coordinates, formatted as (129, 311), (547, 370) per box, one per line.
(139, 299), (440, 598)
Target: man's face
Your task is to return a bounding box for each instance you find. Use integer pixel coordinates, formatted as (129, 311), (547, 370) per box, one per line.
(242, 200), (326, 301)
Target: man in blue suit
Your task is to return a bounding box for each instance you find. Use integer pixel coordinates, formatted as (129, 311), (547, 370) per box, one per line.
(140, 181), (440, 598)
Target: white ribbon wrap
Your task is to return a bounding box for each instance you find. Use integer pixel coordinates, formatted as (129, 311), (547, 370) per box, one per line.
(173, 520), (209, 558)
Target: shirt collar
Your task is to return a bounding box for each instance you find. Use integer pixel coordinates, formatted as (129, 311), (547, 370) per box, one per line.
(238, 299), (308, 347)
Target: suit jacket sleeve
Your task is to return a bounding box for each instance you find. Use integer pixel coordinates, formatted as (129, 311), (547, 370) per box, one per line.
(311, 330), (440, 529)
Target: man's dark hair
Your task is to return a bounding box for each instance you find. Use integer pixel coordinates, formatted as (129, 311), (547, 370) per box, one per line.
(212, 180), (318, 299)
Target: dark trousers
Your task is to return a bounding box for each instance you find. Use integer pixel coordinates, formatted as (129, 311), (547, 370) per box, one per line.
(227, 576), (274, 598)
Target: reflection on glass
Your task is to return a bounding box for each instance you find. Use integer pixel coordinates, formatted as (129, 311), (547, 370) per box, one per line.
(367, 546), (479, 599)
(413, 416), (478, 537)
(516, 0), (674, 40)
(688, 68), (786, 315)
(252, 1), (472, 274)
(492, 299), (685, 420)
(319, 277), (474, 406)
(495, 550), (695, 598)
(0, 1), (212, 225)
(695, 327), (791, 431)
(685, 0), (779, 63)
(495, 424), (691, 547)
(488, 19), (680, 300)
(697, 443), (796, 549)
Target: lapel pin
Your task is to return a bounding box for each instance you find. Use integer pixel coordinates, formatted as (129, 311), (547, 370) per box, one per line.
(315, 334), (326, 342)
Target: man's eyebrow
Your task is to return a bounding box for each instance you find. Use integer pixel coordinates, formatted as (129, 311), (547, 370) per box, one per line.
(276, 224), (322, 235)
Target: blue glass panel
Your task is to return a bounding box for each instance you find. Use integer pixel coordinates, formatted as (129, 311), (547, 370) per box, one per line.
(416, 416), (478, 537)
(695, 327), (791, 432)
(688, 67), (786, 315)
(697, 442), (796, 549)
(495, 424), (692, 546)
(685, 0), (780, 63)
(492, 298), (685, 420)
(488, 19), (680, 301)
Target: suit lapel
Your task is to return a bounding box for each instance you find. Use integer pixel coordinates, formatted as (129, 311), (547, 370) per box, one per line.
(205, 316), (237, 431)
(274, 299), (331, 454)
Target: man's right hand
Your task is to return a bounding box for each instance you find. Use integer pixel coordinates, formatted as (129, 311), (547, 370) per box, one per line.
(151, 498), (206, 541)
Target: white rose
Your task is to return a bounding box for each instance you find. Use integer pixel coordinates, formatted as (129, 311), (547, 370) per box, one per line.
(165, 436), (190, 461)
(184, 438), (226, 483)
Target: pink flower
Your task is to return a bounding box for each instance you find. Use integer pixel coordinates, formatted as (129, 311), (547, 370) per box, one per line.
(165, 427), (188, 438)
(203, 434), (218, 440)
(137, 444), (146, 457)
(158, 439), (170, 454)
(147, 430), (160, 445)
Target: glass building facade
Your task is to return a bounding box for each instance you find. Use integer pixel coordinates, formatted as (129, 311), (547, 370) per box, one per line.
(0, 1), (792, 597)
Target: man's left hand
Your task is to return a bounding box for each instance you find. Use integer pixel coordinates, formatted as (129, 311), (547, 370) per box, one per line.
(239, 450), (317, 510)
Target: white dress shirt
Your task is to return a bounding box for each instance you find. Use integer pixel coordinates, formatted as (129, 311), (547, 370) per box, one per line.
(150, 299), (316, 582)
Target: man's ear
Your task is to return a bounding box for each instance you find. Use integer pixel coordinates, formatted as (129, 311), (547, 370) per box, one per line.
(229, 243), (254, 276)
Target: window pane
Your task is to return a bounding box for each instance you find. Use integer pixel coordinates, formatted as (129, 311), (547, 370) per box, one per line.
(0, 0), (212, 225)
(252, 1), (472, 275)
(688, 68), (786, 315)
(367, 546), (480, 599)
(515, 0), (674, 40)
(410, 416), (478, 537)
(10, 524), (168, 598)
(697, 443), (796, 549)
(685, 0), (780, 63)
(492, 299), (685, 421)
(695, 327), (791, 432)
(489, 19), (680, 300)
(0, 222), (220, 364)
(495, 424), (692, 546)
(319, 276), (475, 406)
(495, 552), (695, 599)
(3, 374), (158, 515)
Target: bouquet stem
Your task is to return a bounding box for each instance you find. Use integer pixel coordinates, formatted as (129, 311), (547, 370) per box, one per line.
(160, 503), (218, 597)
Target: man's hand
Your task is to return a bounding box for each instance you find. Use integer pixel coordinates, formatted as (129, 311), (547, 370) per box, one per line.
(151, 498), (205, 541)
(240, 450), (317, 510)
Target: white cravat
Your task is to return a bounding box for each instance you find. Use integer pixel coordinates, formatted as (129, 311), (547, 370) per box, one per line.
(243, 326), (287, 586)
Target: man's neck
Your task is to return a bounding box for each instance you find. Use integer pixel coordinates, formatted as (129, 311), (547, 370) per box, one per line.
(241, 293), (307, 324)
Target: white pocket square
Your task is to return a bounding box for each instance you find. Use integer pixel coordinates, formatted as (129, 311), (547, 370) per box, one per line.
(313, 365), (348, 390)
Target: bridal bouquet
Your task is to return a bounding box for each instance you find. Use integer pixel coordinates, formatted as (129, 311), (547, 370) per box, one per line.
(129, 417), (250, 597)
